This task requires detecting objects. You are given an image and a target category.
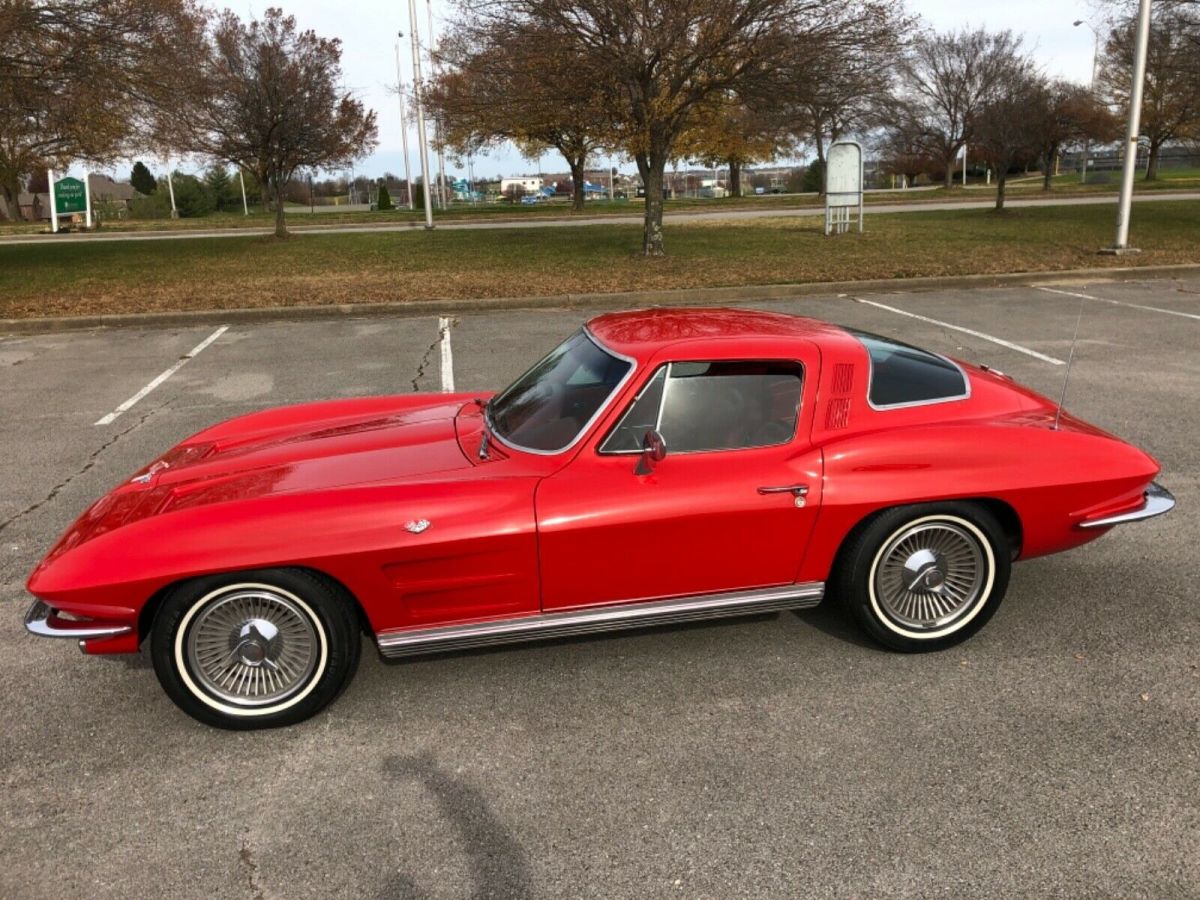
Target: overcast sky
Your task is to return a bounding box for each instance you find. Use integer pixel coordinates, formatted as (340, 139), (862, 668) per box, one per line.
(200, 0), (1108, 180)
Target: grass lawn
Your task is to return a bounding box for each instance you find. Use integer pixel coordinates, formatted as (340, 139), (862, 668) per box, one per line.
(2, 202), (1198, 320)
(3, 170), (1197, 237)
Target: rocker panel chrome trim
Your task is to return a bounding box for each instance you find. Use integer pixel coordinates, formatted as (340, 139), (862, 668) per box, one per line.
(376, 582), (825, 658)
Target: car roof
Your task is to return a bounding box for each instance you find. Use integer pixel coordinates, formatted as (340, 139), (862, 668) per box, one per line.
(586, 307), (856, 360)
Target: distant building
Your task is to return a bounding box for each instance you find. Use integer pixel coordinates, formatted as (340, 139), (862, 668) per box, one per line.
(500, 176), (543, 195)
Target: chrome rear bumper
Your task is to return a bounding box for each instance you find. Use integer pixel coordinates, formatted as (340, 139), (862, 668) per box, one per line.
(23, 600), (133, 640)
(1079, 482), (1176, 529)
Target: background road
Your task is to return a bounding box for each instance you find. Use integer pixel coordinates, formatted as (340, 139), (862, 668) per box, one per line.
(2, 190), (1198, 245)
(1, 277), (1196, 897)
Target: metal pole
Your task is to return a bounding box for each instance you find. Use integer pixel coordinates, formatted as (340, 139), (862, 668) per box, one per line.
(48, 168), (58, 233)
(239, 170), (248, 215)
(962, 144), (967, 185)
(427, 0), (448, 209)
(1074, 20), (1101, 184)
(407, 0), (435, 229)
(166, 168), (178, 218)
(395, 37), (414, 210)
(83, 171), (93, 229)
(609, 158), (614, 201)
(1110, 0), (1151, 251)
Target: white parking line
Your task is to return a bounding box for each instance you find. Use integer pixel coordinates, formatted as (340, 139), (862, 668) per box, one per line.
(851, 297), (1066, 365)
(1035, 285), (1200, 321)
(94, 326), (228, 426)
(438, 316), (456, 393)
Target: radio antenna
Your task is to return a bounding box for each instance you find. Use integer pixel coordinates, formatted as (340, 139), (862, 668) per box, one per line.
(1053, 293), (1087, 431)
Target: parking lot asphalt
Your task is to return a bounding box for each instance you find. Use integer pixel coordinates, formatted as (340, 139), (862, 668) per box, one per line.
(1, 277), (1197, 898)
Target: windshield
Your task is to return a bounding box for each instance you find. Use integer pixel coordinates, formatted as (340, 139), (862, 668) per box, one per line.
(487, 330), (633, 453)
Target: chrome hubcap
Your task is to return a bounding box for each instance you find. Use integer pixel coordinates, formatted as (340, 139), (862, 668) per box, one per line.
(186, 589), (318, 707)
(875, 522), (986, 630)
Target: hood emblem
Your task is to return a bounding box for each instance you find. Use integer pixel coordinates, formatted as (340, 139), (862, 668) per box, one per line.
(405, 519), (431, 534)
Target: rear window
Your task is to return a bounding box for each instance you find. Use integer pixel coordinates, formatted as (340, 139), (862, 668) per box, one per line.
(848, 329), (968, 408)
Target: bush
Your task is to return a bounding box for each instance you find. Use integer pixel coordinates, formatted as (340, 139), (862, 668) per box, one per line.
(802, 160), (825, 193)
(377, 184), (393, 210)
(128, 187), (174, 219)
(170, 173), (215, 217)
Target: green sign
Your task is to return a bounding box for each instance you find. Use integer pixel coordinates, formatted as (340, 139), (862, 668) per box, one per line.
(54, 177), (86, 215)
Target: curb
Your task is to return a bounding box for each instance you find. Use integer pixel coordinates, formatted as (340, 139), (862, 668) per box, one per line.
(3, 262), (1198, 335)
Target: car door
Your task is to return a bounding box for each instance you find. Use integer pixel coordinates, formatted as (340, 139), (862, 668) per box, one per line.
(535, 347), (823, 610)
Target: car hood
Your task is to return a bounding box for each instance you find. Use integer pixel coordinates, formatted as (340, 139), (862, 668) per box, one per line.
(42, 395), (478, 559)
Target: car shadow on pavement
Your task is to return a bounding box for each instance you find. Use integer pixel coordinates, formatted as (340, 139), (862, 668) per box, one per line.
(380, 750), (532, 899)
(791, 601), (881, 652)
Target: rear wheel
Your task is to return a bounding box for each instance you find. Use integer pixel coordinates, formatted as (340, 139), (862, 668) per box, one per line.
(834, 503), (1011, 652)
(150, 569), (360, 729)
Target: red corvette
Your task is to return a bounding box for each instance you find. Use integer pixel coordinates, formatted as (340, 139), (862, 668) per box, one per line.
(24, 308), (1174, 729)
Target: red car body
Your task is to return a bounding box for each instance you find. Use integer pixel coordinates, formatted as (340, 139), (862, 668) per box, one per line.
(25, 308), (1170, 661)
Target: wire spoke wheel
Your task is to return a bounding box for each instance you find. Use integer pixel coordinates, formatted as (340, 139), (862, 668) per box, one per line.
(873, 520), (986, 631)
(185, 588), (319, 708)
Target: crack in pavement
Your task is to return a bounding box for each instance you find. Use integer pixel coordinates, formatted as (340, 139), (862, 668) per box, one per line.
(410, 316), (458, 392)
(0, 401), (168, 537)
(238, 830), (266, 900)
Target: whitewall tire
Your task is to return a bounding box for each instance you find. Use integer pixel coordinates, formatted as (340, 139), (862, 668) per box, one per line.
(834, 503), (1011, 652)
(151, 568), (360, 729)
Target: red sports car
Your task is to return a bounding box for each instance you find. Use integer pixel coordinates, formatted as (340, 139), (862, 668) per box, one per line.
(24, 308), (1175, 729)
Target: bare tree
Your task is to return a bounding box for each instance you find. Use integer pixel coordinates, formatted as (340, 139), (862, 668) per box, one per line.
(973, 68), (1044, 211)
(426, 24), (610, 212)
(765, 9), (909, 180)
(877, 107), (941, 187)
(896, 28), (1028, 189)
(176, 9), (377, 237)
(0, 0), (203, 220)
(1099, 8), (1200, 179)
(1029, 79), (1121, 190)
(460, 0), (900, 255)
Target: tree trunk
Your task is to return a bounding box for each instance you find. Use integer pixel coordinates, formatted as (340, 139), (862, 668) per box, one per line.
(1145, 142), (1160, 180)
(568, 155), (586, 212)
(814, 136), (827, 197)
(943, 153), (955, 189)
(728, 159), (742, 198)
(0, 172), (23, 221)
(994, 168), (1007, 211)
(1042, 149), (1055, 191)
(637, 151), (667, 257)
(272, 177), (288, 237)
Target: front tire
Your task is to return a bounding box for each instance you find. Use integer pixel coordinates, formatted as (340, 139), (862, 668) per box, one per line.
(834, 503), (1011, 652)
(150, 569), (360, 729)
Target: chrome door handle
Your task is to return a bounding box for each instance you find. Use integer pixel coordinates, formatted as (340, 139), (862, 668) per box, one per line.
(757, 484), (809, 496)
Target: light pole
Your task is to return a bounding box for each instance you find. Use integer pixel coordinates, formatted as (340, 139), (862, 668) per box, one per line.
(426, 0), (448, 210)
(1073, 19), (1101, 184)
(404, 0), (435, 230)
(1104, 0), (1151, 253)
(395, 35), (414, 210)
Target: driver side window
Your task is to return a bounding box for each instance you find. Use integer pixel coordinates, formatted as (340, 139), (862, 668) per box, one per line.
(600, 360), (804, 454)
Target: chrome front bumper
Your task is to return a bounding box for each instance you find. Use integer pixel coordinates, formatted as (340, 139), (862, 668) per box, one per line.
(1079, 482), (1177, 529)
(23, 600), (133, 640)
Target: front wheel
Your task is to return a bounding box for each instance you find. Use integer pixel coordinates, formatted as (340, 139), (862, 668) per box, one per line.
(150, 569), (361, 729)
(834, 503), (1011, 652)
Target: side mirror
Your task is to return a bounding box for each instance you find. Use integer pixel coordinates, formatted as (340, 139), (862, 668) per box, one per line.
(634, 429), (667, 475)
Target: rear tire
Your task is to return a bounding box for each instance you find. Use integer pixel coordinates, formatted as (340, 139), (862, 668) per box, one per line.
(834, 503), (1011, 652)
(150, 568), (360, 729)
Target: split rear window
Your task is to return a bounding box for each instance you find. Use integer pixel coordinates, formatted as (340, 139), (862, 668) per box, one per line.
(847, 329), (969, 408)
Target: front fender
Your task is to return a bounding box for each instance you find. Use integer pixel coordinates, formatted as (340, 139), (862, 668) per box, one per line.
(27, 477), (541, 639)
